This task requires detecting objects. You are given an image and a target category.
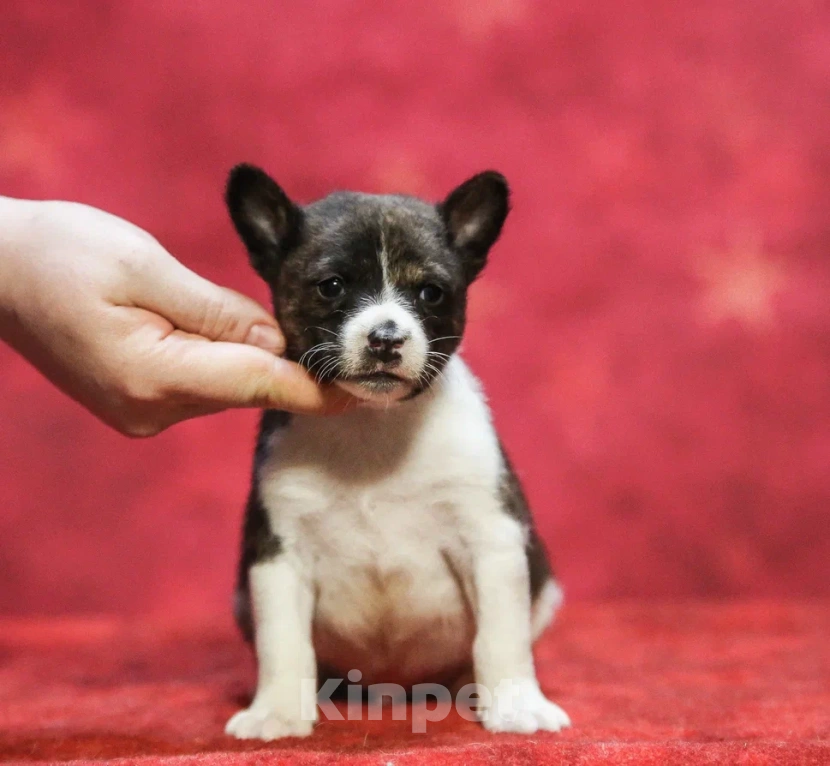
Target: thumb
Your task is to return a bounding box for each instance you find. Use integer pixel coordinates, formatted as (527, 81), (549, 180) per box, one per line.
(157, 330), (352, 414)
(129, 251), (285, 353)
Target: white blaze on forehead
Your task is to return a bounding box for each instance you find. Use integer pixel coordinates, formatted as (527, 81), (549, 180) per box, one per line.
(378, 227), (393, 292)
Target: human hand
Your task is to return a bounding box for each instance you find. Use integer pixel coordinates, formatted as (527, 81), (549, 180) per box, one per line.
(0, 197), (350, 436)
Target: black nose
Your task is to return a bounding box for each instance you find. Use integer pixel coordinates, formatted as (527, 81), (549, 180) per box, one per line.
(367, 322), (407, 363)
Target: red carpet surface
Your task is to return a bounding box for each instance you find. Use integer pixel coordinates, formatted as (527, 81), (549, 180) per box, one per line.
(0, 602), (827, 765)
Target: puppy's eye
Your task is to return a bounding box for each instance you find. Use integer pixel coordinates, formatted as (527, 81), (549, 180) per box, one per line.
(317, 277), (345, 299)
(419, 284), (444, 306)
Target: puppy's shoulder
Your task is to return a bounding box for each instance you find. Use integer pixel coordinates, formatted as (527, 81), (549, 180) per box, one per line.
(253, 409), (292, 466)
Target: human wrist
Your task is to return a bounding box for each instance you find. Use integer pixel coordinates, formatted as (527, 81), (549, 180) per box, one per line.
(0, 196), (41, 338)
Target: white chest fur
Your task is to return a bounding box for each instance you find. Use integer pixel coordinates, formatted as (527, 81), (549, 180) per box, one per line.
(257, 356), (509, 684)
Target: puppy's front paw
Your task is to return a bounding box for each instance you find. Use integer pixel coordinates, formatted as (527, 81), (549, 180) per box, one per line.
(480, 678), (571, 734)
(225, 704), (313, 741)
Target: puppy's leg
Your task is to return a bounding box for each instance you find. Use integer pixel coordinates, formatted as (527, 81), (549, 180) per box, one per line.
(225, 553), (316, 740)
(469, 515), (570, 734)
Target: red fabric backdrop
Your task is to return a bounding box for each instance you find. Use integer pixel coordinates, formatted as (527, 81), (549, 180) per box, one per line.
(1, 0), (829, 617)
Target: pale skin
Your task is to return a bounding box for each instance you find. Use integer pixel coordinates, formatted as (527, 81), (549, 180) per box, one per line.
(0, 197), (350, 436)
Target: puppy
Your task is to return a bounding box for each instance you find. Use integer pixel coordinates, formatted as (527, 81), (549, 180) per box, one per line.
(224, 164), (570, 739)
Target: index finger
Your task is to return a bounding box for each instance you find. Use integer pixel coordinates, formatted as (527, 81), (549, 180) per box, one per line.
(153, 330), (355, 415)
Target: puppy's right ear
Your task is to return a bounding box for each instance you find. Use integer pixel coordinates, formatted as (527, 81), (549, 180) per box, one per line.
(225, 163), (304, 278)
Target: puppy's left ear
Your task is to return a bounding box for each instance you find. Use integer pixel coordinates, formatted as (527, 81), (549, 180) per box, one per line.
(225, 163), (304, 280)
(438, 170), (510, 282)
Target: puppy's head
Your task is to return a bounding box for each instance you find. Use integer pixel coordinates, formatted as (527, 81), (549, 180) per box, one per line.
(226, 164), (509, 406)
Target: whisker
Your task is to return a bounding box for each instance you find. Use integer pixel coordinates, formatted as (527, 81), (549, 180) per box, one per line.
(304, 326), (339, 338)
(323, 356), (341, 376)
(315, 357), (342, 385)
(298, 341), (337, 369)
(300, 342), (336, 361)
(428, 359), (450, 380)
(428, 335), (461, 345)
(303, 348), (338, 381)
(420, 361), (446, 385)
(312, 359), (333, 384)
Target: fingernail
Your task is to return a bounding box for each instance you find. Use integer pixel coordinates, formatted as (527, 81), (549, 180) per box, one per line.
(245, 324), (285, 354)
